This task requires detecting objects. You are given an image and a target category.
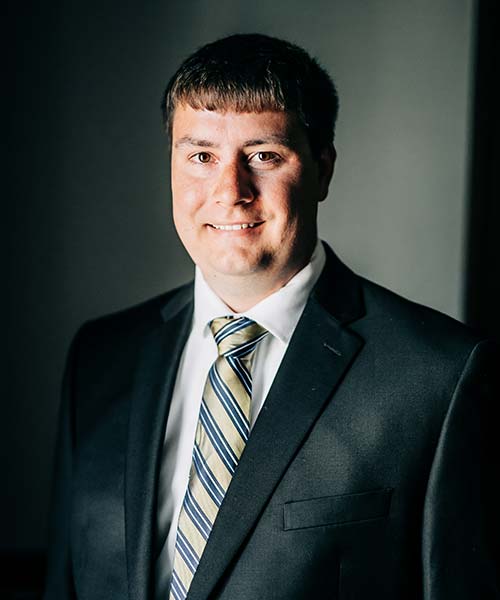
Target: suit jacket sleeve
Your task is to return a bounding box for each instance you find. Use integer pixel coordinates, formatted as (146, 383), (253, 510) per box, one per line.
(44, 329), (82, 600)
(422, 339), (499, 599)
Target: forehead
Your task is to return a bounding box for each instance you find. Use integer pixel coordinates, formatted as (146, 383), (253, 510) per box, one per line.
(171, 104), (308, 147)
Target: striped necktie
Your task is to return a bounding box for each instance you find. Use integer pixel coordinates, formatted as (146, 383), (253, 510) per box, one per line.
(169, 316), (268, 600)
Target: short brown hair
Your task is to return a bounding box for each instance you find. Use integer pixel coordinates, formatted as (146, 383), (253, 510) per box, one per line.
(161, 33), (339, 157)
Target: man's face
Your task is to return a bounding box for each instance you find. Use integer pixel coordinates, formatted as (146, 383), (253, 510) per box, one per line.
(171, 105), (333, 300)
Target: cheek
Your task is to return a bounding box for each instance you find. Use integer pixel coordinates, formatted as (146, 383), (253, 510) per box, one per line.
(270, 166), (309, 208)
(272, 183), (305, 222)
(171, 161), (206, 200)
(172, 178), (205, 222)
(275, 189), (317, 242)
(285, 171), (320, 219)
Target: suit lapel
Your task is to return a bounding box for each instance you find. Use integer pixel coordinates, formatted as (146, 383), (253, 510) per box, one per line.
(187, 246), (365, 600)
(125, 286), (193, 600)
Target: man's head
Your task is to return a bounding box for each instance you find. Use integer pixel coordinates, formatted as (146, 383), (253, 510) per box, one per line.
(162, 34), (338, 311)
(162, 33), (339, 159)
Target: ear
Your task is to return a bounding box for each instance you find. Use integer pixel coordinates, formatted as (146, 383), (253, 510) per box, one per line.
(317, 143), (336, 202)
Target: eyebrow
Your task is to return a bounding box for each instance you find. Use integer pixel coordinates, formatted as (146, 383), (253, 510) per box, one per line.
(242, 135), (292, 147)
(174, 136), (216, 148)
(174, 134), (293, 149)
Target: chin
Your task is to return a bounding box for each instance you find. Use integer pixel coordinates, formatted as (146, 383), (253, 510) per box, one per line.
(209, 261), (259, 278)
(204, 248), (262, 275)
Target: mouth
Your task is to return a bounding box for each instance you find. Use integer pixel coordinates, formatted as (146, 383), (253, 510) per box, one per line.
(208, 222), (263, 231)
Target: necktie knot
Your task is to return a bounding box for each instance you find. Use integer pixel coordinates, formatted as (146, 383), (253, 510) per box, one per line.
(210, 316), (268, 358)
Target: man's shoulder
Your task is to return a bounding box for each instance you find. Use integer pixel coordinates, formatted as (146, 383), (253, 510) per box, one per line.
(354, 273), (486, 359)
(318, 245), (484, 355)
(75, 281), (194, 348)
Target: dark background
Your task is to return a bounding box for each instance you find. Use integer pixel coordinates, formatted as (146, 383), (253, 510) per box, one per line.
(4, 0), (498, 596)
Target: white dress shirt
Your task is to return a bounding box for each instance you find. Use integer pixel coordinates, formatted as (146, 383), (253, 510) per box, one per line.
(154, 240), (326, 597)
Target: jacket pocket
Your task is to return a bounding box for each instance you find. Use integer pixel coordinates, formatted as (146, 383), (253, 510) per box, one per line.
(283, 488), (393, 531)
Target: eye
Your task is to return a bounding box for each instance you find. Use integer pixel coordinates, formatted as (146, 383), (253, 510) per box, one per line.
(191, 152), (212, 163)
(256, 151), (277, 162)
(249, 151), (282, 167)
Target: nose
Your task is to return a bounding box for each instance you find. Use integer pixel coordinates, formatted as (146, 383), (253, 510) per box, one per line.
(212, 161), (255, 206)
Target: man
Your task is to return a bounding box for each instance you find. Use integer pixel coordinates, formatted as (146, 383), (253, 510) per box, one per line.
(44, 34), (498, 599)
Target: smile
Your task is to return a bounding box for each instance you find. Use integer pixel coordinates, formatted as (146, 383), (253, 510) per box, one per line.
(209, 223), (261, 231)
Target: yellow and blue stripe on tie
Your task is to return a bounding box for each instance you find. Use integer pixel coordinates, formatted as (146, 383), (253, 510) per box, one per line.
(169, 316), (268, 600)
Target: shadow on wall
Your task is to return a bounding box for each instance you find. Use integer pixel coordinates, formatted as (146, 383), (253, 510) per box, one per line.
(0, 550), (46, 599)
(464, 0), (500, 344)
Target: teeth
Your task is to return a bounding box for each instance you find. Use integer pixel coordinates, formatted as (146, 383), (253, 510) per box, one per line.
(211, 223), (257, 230)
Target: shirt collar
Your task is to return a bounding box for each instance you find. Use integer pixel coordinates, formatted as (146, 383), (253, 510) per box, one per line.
(193, 239), (326, 344)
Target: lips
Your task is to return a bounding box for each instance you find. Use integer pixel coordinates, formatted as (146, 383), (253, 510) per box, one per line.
(208, 222), (263, 231)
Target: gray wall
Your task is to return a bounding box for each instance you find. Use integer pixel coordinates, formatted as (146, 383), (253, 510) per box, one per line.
(5, 0), (474, 549)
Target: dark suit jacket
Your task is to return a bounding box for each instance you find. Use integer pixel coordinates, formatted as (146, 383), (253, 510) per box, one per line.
(44, 245), (499, 599)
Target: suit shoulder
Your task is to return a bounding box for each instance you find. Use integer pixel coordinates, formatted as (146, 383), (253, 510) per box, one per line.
(75, 282), (194, 348)
(357, 275), (484, 355)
